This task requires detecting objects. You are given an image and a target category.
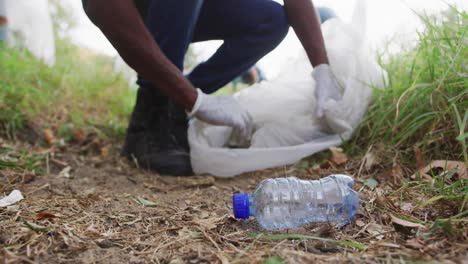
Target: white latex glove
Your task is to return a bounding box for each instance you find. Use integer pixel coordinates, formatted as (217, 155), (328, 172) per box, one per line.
(312, 64), (342, 118)
(189, 89), (253, 142)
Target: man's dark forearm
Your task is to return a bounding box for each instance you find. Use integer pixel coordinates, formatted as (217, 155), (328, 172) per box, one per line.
(284, 0), (328, 67)
(85, 0), (197, 110)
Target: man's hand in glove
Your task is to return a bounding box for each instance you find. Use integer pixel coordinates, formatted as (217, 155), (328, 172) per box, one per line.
(189, 89), (253, 142)
(312, 64), (342, 118)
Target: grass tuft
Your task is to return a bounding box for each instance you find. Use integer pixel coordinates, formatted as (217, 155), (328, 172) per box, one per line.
(351, 7), (467, 164)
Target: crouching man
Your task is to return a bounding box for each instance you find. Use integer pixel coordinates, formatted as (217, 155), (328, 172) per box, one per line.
(81, 0), (339, 176)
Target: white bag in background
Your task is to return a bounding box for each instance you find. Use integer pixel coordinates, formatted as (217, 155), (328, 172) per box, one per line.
(5, 0), (55, 65)
(189, 1), (388, 177)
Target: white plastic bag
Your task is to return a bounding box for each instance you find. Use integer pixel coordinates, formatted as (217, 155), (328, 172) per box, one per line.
(189, 1), (388, 177)
(5, 0), (55, 65)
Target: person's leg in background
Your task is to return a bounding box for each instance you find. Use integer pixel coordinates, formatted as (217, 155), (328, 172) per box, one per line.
(187, 0), (289, 94)
(122, 0), (203, 176)
(0, 0), (7, 42)
(317, 7), (337, 23)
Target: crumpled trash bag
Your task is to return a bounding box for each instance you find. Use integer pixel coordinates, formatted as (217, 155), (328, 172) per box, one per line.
(4, 0), (55, 65)
(188, 1), (388, 177)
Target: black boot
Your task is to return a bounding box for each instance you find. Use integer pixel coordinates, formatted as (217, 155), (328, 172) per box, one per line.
(122, 85), (193, 176)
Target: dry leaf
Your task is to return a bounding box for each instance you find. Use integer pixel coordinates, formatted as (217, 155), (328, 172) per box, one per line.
(37, 212), (58, 220)
(391, 163), (404, 185)
(413, 146), (425, 169)
(31, 148), (54, 155)
(135, 197), (158, 207)
(178, 176), (215, 188)
(329, 147), (348, 166)
(375, 190), (397, 210)
(195, 218), (217, 230)
(51, 158), (68, 167)
(375, 242), (401, 248)
(390, 214), (427, 230)
(410, 160), (467, 180)
(366, 223), (385, 240)
(363, 149), (378, 171)
(43, 128), (56, 145)
(400, 203), (415, 212)
(143, 182), (174, 193)
(365, 223), (383, 236)
(199, 211), (210, 219)
(178, 227), (200, 239)
(100, 145), (111, 158)
(195, 216), (226, 230)
(214, 208), (229, 217)
(319, 160), (332, 169)
(96, 239), (114, 248)
(72, 128), (87, 143)
(169, 258), (185, 264)
(23, 173), (36, 183)
(355, 219), (366, 227)
(58, 166), (72, 178)
(406, 238), (425, 249)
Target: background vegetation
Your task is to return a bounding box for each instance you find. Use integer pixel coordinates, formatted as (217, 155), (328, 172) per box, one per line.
(0, 39), (135, 140)
(351, 7), (467, 164)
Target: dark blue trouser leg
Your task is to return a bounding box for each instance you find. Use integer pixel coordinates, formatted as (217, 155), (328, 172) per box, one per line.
(136, 0), (204, 88)
(188, 0), (289, 94)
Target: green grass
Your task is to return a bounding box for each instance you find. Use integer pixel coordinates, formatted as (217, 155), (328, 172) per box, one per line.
(349, 8), (468, 235)
(351, 7), (467, 164)
(261, 256), (286, 264)
(389, 173), (467, 238)
(0, 38), (135, 140)
(0, 145), (46, 173)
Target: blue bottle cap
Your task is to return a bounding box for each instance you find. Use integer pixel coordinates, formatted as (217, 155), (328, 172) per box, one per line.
(233, 193), (250, 219)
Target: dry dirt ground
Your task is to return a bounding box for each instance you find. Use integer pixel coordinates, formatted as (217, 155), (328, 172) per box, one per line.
(1, 138), (467, 264)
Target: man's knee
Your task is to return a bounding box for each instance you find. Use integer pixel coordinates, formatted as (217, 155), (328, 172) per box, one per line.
(257, 1), (289, 46)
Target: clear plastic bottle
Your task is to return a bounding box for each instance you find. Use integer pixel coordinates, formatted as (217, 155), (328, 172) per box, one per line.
(232, 175), (359, 230)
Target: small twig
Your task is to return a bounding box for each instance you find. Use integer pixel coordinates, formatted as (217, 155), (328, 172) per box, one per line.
(352, 222), (374, 238)
(3, 248), (38, 264)
(232, 234), (262, 263)
(45, 154), (50, 175)
(50, 158), (68, 167)
(198, 227), (221, 251)
(357, 145), (373, 178)
(5, 233), (44, 252)
(26, 183), (50, 196)
(93, 245), (134, 263)
(356, 231), (395, 242)
(270, 239), (288, 251)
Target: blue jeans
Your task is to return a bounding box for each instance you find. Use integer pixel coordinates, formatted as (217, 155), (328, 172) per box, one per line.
(138, 0), (336, 94)
(0, 28), (6, 42)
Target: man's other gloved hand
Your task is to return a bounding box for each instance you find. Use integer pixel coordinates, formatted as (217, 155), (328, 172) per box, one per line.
(312, 64), (342, 118)
(189, 89), (253, 142)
